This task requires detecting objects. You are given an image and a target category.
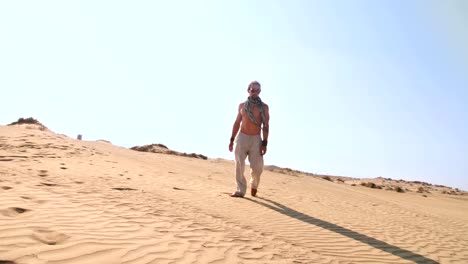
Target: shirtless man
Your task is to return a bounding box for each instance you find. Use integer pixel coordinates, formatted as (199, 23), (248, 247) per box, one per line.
(228, 81), (270, 197)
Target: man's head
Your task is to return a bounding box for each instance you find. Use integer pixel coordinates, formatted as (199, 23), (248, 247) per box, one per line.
(247, 81), (261, 97)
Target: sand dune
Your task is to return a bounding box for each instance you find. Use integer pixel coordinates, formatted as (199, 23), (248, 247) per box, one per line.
(1, 125), (468, 264)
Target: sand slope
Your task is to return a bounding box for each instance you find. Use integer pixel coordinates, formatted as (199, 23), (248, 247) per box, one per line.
(1, 126), (468, 264)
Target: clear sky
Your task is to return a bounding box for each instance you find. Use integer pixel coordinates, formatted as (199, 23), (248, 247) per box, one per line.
(1, 1), (467, 190)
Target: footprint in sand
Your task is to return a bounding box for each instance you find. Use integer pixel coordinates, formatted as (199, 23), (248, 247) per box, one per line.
(0, 207), (30, 217)
(20, 196), (46, 204)
(38, 170), (48, 177)
(112, 187), (137, 191)
(31, 229), (69, 245)
(1, 186), (12, 190)
(39, 182), (59, 187)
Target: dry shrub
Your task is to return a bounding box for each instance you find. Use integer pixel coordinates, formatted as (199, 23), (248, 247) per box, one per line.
(7, 117), (47, 131)
(441, 190), (458, 195)
(184, 152), (208, 160)
(322, 176), (332, 181)
(131, 144), (168, 152)
(130, 144), (207, 160)
(416, 186), (431, 193)
(395, 186), (405, 193)
(361, 182), (382, 189)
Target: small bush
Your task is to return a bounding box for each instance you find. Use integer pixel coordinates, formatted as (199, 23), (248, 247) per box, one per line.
(130, 144), (208, 160)
(185, 153), (208, 160)
(131, 143), (168, 152)
(361, 182), (380, 189)
(322, 176), (332, 181)
(395, 186), (405, 193)
(7, 117), (47, 130)
(417, 187), (425, 193)
(8, 117), (41, 125)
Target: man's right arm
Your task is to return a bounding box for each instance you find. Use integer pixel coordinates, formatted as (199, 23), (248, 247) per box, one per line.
(229, 104), (242, 152)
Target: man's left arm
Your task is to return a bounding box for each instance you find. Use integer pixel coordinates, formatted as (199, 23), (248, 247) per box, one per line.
(261, 104), (270, 155)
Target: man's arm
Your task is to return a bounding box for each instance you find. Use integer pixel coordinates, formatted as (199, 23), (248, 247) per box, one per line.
(229, 104), (242, 152)
(261, 104), (270, 155)
(262, 104), (270, 141)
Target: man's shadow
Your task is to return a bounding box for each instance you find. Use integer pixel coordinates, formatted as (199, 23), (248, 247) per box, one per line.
(245, 196), (439, 264)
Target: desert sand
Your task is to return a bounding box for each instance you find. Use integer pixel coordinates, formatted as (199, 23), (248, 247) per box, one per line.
(1, 124), (468, 264)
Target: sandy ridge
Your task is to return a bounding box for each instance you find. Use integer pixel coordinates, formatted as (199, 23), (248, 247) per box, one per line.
(1, 126), (468, 263)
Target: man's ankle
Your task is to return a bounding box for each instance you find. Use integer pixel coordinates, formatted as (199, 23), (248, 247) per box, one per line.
(251, 188), (257, 196)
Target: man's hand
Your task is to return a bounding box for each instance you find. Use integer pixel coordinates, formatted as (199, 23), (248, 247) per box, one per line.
(261, 145), (267, 156)
(260, 139), (268, 156)
(229, 137), (235, 152)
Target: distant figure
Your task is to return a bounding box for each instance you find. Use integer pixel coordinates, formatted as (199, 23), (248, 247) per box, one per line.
(77, 134), (82, 140)
(228, 81), (270, 197)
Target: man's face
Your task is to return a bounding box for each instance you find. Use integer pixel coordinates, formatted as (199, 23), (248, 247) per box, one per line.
(248, 84), (261, 97)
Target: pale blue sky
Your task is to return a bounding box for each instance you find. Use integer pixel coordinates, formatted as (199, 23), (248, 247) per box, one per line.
(1, 1), (467, 190)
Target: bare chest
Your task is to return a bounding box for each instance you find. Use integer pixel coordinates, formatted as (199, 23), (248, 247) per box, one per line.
(241, 105), (261, 116)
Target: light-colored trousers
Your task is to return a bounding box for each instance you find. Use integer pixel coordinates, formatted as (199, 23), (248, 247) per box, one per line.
(234, 132), (264, 196)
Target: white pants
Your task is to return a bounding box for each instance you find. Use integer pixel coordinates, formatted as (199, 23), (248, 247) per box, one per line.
(234, 133), (264, 196)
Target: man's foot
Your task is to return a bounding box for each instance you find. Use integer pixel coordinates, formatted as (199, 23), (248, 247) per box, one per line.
(230, 192), (244, 198)
(251, 188), (257, 197)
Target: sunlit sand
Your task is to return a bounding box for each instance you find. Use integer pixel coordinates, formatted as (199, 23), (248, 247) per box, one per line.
(1, 123), (467, 263)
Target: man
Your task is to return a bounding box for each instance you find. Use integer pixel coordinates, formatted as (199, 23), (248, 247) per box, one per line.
(228, 80), (270, 197)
